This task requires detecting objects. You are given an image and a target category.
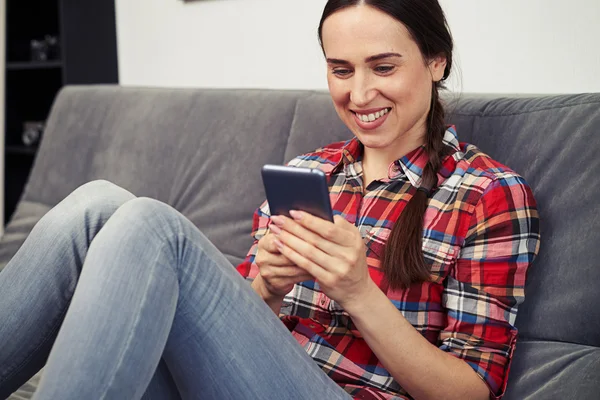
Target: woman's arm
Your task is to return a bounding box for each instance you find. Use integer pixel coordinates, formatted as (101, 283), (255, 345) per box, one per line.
(343, 281), (489, 400)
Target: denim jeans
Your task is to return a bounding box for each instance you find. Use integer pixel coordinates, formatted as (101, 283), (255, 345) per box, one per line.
(0, 180), (351, 400)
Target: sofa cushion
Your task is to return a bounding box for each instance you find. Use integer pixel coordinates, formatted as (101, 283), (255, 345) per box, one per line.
(448, 94), (600, 347)
(505, 340), (600, 399)
(284, 92), (351, 162)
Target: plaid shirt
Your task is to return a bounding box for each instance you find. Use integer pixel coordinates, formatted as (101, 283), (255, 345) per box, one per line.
(236, 127), (540, 399)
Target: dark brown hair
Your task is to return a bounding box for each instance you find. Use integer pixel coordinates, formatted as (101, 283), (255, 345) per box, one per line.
(318, 0), (454, 289)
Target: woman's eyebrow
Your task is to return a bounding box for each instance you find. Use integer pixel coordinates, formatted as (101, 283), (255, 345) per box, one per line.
(326, 58), (350, 65)
(326, 52), (402, 65)
(365, 52), (402, 63)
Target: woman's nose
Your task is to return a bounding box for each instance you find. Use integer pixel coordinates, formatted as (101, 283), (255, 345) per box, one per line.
(349, 74), (377, 107)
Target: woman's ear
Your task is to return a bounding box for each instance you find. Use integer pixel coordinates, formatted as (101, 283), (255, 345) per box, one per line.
(429, 55), (447, 82)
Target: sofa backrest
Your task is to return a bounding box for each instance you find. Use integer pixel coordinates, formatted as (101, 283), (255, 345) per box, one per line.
(18, 87), (310, 266)
(445, 94), (600, 348)
(2, 86), (599, 397)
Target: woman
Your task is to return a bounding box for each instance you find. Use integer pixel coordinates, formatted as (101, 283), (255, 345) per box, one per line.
(0, 1), (540, 399)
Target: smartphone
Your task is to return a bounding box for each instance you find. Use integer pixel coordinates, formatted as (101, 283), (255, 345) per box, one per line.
(261, 164), (334, 222)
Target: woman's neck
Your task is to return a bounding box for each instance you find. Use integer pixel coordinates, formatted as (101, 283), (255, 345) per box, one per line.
(362, 139), (424, 189)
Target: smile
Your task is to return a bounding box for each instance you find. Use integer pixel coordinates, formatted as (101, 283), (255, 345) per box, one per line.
(353, 107), (391, 122)
(351, 107), (391, 130)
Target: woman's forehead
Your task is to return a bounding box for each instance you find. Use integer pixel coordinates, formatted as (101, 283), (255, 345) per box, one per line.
(321, 6), (416, 60)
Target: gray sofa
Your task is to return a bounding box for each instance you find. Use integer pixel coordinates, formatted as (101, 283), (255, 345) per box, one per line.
(1, 86), (599, 399)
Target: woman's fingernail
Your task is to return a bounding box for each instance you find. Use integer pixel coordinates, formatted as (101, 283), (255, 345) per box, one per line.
(273, 238), (284, 250)
(289, 210), (303, 220)
(271, 216), (284, 226)
(270, 224), (282, 235)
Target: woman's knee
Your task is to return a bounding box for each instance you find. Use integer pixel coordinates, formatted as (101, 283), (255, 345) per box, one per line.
(70, 179), (134, 209)
(111, 197), (183, 236)
(49, 180), (136, 227)
(71, 180), (135, 205)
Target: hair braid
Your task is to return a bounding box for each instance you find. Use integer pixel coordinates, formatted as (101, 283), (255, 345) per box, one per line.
(381, 84), (449, 289)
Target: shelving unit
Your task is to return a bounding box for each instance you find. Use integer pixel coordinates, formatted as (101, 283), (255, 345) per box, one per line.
(6, 146), (37, 156)
(6, 61), (63, 70)
(4, 0), (119, 224)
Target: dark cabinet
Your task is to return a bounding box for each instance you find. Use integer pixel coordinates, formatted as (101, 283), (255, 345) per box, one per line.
(4, 0), (118, 224)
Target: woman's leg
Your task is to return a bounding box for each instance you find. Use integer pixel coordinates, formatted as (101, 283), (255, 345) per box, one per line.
(0, 180), (135, 398)
(32, 197), (350, 400)
(0, 181), (181, 400)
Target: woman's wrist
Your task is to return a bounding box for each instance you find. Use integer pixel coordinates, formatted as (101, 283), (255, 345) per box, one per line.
(340, 278), (382, 318)
(251, 274), (285, 313)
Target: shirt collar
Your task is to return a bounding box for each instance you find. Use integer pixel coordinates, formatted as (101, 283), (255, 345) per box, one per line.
(332, 126), (461, 188)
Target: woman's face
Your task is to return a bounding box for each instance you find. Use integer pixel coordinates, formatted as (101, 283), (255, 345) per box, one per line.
(321, 5), (446, 158)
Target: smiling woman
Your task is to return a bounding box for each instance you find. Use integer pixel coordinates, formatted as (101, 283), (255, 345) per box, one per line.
(237, 1), (539, 399)
(0, 1), (539, 400)
(318, 1), (453, 289)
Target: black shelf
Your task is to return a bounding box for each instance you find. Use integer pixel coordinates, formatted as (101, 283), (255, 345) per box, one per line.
(6, 61), (63, 71)
(6, 146), (38, 156)
(4, 0), (119, 225)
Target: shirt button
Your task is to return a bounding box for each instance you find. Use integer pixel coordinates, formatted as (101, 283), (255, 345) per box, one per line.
(309, 324), (317, 329)
(320, 298), (326, 305)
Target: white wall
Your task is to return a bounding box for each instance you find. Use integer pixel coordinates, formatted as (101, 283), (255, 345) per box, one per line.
(116, 0), (600, 94)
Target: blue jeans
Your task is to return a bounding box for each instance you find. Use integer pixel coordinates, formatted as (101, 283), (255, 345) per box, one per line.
(0, 180), (351, 400)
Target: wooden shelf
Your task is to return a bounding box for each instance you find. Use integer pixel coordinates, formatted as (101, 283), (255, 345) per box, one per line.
(5, 145), (38, 156)
(6, 61), (63, 71)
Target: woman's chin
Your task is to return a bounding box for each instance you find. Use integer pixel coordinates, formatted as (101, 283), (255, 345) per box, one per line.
(355, 134), (391, 149)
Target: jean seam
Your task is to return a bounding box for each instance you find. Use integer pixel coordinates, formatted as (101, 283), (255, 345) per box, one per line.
(98, 236), (178, 400)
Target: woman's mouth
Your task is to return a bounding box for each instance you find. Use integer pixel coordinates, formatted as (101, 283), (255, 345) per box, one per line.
(351, 107), (391, 130)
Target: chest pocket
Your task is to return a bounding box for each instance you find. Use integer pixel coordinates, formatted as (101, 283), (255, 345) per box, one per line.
(422, 240), (457, 283)
(364, 228), (457, 284)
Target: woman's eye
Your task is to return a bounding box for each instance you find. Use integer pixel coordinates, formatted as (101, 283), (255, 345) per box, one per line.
(332, 68), (352, 77)
(374, 65), (395, 74)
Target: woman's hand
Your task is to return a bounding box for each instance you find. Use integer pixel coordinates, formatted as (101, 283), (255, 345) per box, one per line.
(254, 231), (313, 298)
(269, 211), (375, 310)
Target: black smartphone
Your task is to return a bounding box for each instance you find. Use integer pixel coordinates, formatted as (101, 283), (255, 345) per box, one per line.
(261, 164), (334, 222)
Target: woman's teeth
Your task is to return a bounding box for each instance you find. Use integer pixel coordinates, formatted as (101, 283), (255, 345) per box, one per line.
(356, 108), (389, 122)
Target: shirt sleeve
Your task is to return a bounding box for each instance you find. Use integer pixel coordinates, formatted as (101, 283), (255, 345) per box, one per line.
(440, 175), (541, 399)
(235, 199), (271, 282)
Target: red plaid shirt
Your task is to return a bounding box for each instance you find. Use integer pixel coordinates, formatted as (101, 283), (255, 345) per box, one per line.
(237, 127), (540, 399)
